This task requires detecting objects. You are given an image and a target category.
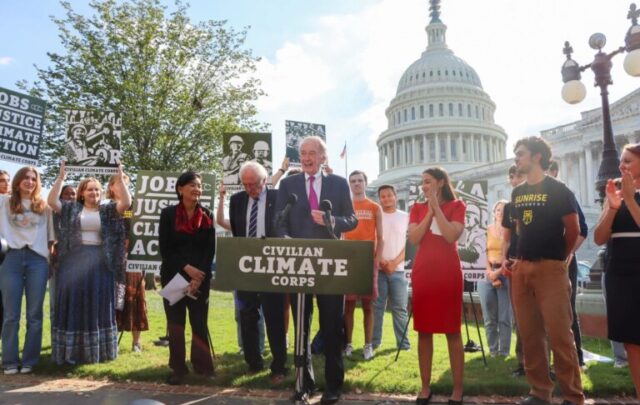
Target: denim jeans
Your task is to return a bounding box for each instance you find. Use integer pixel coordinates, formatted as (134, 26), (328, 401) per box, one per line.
(0, 248), (49, 369)
(373, 270), (410, 349)
(477, 278), (512, 356)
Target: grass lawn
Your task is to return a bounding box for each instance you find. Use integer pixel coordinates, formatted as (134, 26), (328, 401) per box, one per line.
(19, 289), (635, 397)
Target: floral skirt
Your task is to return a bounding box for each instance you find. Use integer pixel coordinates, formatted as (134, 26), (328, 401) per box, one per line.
(116, 271), (149, 332)
(52, 245), (118, 365)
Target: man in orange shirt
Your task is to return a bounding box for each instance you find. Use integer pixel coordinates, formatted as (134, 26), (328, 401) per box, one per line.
(343, 170), (383, 360)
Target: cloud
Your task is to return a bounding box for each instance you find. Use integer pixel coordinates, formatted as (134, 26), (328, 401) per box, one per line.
(255, 0), (427, 178)
(0, 57), (13, 66)
(254, 0), (638, 180)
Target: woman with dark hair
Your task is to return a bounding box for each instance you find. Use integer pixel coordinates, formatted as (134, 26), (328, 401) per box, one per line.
(0, 167), (53, 374)
(159, 171), (216, 385)
(48, 161), (130, 365)
(594, 143), (640, 399)
(408, 167), (466, 405)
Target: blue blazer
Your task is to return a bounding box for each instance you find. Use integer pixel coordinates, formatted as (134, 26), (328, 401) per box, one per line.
(229, 188), (278, 238)
(275, 172), (357, 239)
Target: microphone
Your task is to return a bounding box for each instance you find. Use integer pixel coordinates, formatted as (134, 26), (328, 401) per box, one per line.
(276, 193), (298, 229)
(320, 199), (337, 239)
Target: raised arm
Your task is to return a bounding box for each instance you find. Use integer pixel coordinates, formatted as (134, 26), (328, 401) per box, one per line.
(270, 157), (289, 187)
(216, 181), (231, 231)
(430, 199), (464, 244)
(621, 172), (640, 228)
(48, 161), (66, 214)
(112, 163), (131, 215)
(408, 207), (433, 246)
(594, 179), (621, 245)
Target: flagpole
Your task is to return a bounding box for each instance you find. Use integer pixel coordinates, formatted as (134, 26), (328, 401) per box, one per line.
(344, 141), (348, 178)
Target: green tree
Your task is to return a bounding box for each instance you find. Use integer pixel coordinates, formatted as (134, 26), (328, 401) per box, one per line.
(19, 0), (264, 183)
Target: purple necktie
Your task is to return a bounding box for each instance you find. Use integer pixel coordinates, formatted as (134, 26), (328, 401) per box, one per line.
(308, 175), (319, 210)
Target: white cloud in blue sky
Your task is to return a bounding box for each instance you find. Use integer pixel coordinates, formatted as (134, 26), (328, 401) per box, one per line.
(0, 57), (13, 66)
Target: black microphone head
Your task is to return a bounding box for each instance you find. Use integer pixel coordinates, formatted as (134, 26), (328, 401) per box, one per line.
(320, 199), (332, 211)
(288, 193), (298, 204)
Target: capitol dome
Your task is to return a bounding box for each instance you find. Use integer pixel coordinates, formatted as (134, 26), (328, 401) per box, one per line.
(373, 0), (508, 194)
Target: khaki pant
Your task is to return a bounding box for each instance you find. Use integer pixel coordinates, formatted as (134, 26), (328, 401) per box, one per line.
(511, 259), (584, 405)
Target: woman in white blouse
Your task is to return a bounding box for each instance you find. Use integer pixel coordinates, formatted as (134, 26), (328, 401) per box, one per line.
(0, 166), (54, 375)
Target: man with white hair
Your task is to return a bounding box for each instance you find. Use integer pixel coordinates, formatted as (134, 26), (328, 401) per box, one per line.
(229, 161), (288, 384)
(276, 136), (358, 404)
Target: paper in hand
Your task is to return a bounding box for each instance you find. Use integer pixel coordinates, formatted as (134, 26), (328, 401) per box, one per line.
(159, 273), (189, 305)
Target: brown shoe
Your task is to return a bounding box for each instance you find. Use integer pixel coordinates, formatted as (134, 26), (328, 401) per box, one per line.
(270, 373), (285, 385)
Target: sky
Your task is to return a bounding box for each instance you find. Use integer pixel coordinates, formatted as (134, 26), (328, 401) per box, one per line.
(0, 0), (637, 180)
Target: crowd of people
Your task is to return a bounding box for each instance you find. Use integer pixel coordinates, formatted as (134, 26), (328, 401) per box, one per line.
(0, 135), (637, 405)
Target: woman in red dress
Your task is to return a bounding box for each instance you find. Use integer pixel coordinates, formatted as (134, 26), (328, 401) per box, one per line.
(408, 167), (466, 405)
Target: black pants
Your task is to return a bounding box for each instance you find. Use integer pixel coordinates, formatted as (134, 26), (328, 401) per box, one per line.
(568, 257), (584, 365)
(236, 291), (287, 375)
(290, 293), (345, 393)
(163, 282), (214, 376)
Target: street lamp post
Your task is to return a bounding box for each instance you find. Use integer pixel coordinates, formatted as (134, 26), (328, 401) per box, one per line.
(560, 3), (640, 199)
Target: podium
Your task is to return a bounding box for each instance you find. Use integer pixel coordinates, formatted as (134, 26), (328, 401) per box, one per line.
(216, 237), (373, 402)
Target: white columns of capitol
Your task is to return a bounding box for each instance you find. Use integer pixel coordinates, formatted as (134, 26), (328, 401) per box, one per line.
(585, 146), (595, 206)
(578, 151), (587, 205)
(435, 133), (440, 162)
(423, 134), (429, 163)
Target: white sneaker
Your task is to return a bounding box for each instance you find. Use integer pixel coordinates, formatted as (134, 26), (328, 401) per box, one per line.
(4, 368), (18, 375)
(614, 359), (629, 368)
(19, 366), (32, 374)
(132, 343), (142, 353)
(363, 344), (374, 360)
(343, 343), (353, 357)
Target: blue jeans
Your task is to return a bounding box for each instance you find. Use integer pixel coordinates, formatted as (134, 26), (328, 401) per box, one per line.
(0, 248), (49, 369)
(477, 278), (512, 356)
(373, 270), (410, 349)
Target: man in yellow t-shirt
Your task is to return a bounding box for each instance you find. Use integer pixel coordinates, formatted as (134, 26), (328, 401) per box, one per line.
(343, 170), (383, 361)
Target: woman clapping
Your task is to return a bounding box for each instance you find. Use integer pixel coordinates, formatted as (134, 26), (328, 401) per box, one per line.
(594, 143), (640, 399)
(408, 167), (466, 405)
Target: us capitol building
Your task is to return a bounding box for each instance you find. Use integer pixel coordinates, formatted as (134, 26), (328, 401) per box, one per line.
(370, 1), (640, 263)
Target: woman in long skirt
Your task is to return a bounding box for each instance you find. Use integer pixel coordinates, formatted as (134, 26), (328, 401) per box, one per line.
(48, 161), (130, 364)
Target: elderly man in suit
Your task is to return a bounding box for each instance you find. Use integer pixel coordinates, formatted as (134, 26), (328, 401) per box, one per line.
(230, 161), (288, 384)
(276, 136), (358, 405)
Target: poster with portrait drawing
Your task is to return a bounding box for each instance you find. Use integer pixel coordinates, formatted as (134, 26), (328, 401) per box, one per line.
(285, 120), (326, 167)
(222, 132), (272, 193)
(404, 180), (488, 293)
(64, 109), (122, 175)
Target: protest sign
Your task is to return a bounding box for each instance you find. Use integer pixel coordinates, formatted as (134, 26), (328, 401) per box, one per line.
(285, 120), (326, 167)
(0, 87), (46, 165)
(126, 170), (216, 273)
(222, 132), (272, 192)
(404, 180), (488, 288)
(64, 109), (122, 175)
(215, 237), (374, 295)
